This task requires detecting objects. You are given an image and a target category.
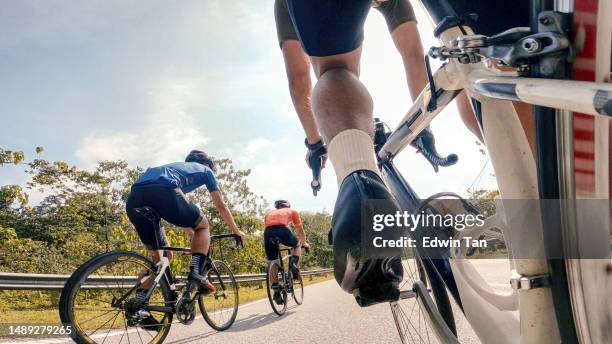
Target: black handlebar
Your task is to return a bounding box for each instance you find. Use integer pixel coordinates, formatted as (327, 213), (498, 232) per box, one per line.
(309, 153), (322, 196)
(211, 233), (243, 249)
(306, 139), (325, 196)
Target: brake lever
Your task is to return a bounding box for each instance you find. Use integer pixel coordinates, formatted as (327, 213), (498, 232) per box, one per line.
(412, 129), (458, 172)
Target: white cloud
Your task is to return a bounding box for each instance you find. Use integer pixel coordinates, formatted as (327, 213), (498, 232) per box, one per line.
(76, 81), (208, 168)
(231, 136), (338, 212)
(240, 138), (273, 164)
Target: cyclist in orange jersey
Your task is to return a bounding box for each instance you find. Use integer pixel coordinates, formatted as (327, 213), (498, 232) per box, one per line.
(264, 200), (309, 304)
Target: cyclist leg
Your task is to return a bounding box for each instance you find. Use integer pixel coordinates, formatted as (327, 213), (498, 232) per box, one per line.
(376, 0), (424, 101)
(288, 0), (403, 305)
(125, 185), (174, 301)
(154, 188), (213, 288)
(264, 227), (284, 302)
(276, 226), (301, 275)
(264, 226), (282, 282)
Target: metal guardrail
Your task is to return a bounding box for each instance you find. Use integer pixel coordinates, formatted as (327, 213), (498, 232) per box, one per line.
(0, 269), (333, 290)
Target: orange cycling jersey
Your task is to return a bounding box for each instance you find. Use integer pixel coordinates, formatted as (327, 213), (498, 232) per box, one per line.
(264, 208), (302, 228)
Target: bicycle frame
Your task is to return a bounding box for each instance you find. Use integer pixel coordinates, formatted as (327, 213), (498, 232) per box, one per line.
(136, 232), (241, 313)
(377, 2), (611, 343)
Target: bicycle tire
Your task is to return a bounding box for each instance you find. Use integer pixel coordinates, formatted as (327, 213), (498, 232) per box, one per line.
(59, 251), (174, 344)
(531, 1), (612, 342)
(559, 1), (612, 343)
(198, 260), (239, 331)
(390, 252), (457, 344)
(292, 273), (304, 305)
(265, 260), (288, 316)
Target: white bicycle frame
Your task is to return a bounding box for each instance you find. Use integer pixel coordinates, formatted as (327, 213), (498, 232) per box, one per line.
(378, 7), (611, 344)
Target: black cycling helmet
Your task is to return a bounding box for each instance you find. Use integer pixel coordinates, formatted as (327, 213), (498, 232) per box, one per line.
(274, 200), (290, 209)
(185, 150), (215, 171)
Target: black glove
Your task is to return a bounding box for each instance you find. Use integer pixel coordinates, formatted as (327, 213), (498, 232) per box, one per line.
(305, 138), (327, 171)
(305, 138), (326, 196)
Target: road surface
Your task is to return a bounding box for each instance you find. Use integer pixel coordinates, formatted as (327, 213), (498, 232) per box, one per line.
(3, 260), (513, 344)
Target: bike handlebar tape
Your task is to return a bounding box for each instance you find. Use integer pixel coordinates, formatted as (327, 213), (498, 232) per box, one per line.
(327, 129), (381, 185)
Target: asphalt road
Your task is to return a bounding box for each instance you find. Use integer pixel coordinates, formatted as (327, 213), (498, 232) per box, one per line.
(3, 259), (512, 344)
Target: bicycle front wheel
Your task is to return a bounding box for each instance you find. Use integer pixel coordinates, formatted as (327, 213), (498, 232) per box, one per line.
(198, 260), (239, 331)
(292, 273), (304, 305)
(265, 260), (288, 316)
(59, 251), (174, 344)
(391, 250), (456, 344)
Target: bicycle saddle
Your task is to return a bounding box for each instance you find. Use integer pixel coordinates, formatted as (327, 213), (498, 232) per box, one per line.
(134, 206), (161, 224)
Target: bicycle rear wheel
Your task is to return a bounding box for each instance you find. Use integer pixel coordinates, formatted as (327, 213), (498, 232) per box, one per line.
(59, 251), (173, 344)
(265, 260), (288, 316)
(198, 260), (238, 331)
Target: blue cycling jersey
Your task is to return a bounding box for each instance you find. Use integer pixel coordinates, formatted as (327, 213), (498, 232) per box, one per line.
(133, 162), (219, 193)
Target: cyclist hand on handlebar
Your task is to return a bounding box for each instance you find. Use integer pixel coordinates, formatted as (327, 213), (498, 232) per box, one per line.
(306, 138), (327, 195)
(305, 138), (327, 170)
(234, 229), (246, 246)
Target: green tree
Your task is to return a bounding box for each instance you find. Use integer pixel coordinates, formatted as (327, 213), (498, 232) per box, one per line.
(0, 148), (25, 165)
(0, 148), (333, 275)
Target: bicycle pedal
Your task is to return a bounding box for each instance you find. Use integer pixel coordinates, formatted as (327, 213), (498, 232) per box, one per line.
(352, 281), (400, 308)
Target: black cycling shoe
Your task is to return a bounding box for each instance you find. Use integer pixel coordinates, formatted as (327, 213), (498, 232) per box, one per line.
(329, 170), (404, 307)
(188, 271), (216, 294)
(290, 263), (300, 280)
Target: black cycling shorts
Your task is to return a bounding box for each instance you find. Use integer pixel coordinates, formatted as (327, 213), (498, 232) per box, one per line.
(126, 185), (203, 250)
(287, 0), (372, 57)
(264, 225), (299, 260)
(275, 0), (416, 48)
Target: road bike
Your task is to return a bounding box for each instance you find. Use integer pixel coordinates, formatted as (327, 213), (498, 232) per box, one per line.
(59, 206), (242, 344)
(309, 0), (610, 343)
(265, 238), (309, 316)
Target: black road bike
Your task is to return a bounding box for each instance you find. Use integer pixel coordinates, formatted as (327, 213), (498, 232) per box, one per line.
(59, 206), (242, 344)
(265, 238), (309, 316)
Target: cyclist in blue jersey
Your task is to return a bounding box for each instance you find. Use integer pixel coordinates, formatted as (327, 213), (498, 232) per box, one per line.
(126, 150), (246, 296)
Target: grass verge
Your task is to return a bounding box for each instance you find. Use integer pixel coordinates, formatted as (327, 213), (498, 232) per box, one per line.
(0, 273), (333, 331)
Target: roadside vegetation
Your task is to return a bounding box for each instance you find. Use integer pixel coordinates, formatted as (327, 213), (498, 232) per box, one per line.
(0, 147), (333, 323)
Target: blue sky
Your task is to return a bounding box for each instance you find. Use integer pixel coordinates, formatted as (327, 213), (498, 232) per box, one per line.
(0, 0), (496, 211)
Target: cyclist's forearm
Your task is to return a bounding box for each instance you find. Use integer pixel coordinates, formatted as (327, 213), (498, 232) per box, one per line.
(282, 41), (320, 143)
(296, 226), (306, 243)
(218, 206), (239, 232)
(290, 82), (320, 143)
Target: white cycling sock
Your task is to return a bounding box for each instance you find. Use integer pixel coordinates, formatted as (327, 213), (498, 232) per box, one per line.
(328, 129), (381, 185)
